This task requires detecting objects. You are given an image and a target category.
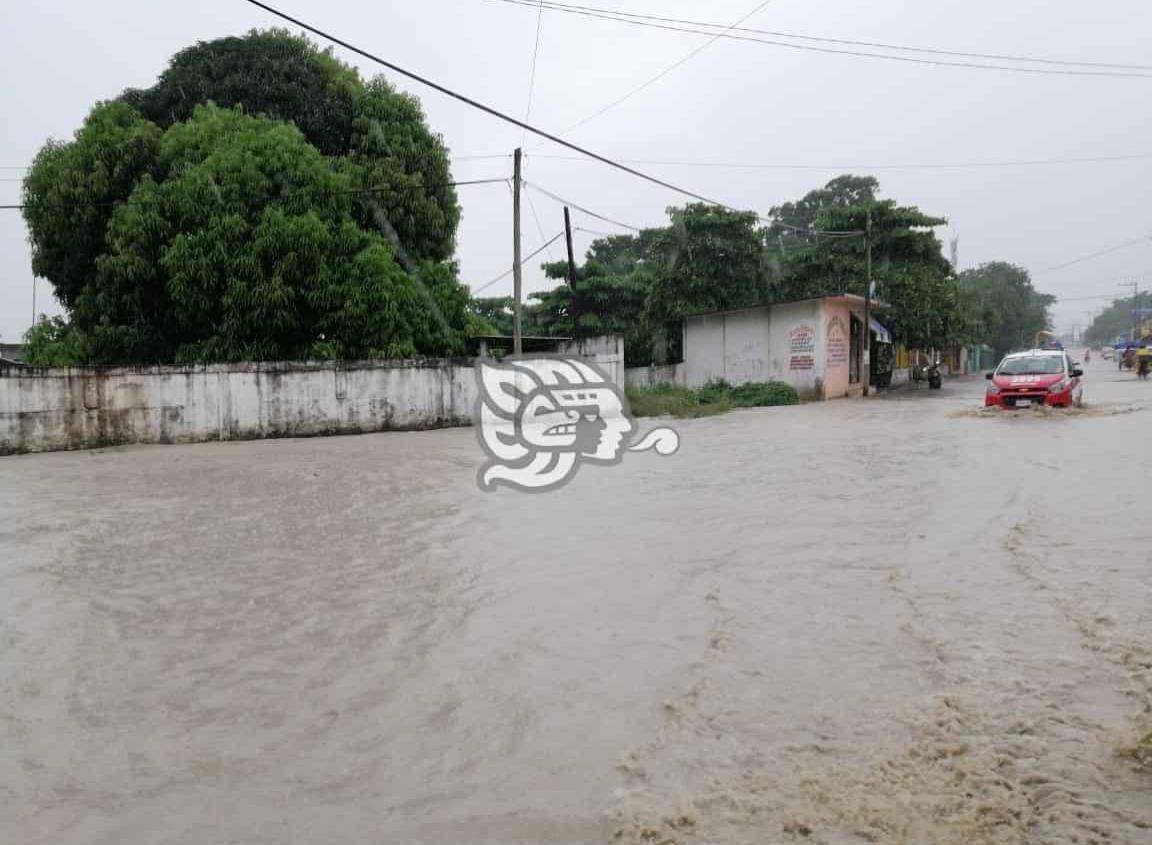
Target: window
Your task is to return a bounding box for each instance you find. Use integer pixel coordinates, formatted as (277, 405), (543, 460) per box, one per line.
(996, 355), (1066, 375)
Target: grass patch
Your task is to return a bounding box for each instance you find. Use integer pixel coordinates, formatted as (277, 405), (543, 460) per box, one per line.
(627, 379), (799, 418)
(626, 384), (732, 418)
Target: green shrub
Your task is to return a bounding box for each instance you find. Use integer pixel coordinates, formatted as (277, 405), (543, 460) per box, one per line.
(626, 379), (799, 418)
(728, 381), (800, 407)
(626, 384), (732, 418)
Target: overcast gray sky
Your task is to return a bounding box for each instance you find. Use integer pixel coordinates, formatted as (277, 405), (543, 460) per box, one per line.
(3, 0), (1151, 344)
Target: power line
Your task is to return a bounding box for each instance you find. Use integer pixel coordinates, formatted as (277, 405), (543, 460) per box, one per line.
(524, 181), (556, 261)
(527, 151), (1152, 171)
(237, 0), (747, 210)
(522, 0), (546, 147)
(474, 231), (565, 293)
(498, 0), (1152, 72)
(495, 0), (1152, 79)
(0, 177), (509, 211)
(523, 180), (642, 231)
(552, 0), (775, 138)
(1037, 235), (1152, 272)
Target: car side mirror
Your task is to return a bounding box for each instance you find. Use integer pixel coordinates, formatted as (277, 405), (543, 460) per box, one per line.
(1071, 368), (1083, 377)
(985, 372), (994, 380)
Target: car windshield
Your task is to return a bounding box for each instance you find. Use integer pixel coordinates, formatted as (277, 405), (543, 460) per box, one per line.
(997, 356), (1066, 375)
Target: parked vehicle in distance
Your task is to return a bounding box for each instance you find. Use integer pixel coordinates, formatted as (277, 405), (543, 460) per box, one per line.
(985, 349), (1083, 409)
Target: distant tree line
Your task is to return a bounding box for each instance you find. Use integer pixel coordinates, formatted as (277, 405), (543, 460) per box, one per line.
(475, 176), (1055, 366)
(1083, 291), (1152, 346)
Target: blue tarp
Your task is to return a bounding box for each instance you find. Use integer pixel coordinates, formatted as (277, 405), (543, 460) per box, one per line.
(869, 317), (892, 344)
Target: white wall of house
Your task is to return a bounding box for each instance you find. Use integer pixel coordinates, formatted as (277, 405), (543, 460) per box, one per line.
(682, 302), (826, 398)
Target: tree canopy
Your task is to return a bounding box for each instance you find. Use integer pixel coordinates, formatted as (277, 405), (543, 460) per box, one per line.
(954, 263), (1056, 356)
(22, 29), (468, 365)
(1083, 290), (1151, 346)
(520, 177), (1056, 363)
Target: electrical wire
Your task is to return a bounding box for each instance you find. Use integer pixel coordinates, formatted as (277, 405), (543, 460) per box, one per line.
(521, 0), (546, 146)
(1037, 235), (1152, 272)
(526, 151), (1152, 171)
(236, 0), (754, 211)
(554, 0), (775, 137)
(497, 0), (1152, 72)
(523, 180), (642, 231)
(473, 231), (566, 293)
(524, 183), (556, 261)
(495, 0), (1152, 79)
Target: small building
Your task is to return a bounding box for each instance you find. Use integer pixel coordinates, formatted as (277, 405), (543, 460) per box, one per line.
(466, 334), (626, 386)
(679, 295), (890, 401)
(0, 343), (25, 367)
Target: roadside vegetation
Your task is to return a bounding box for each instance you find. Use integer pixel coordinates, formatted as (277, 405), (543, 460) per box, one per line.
(627, 379), (799, 418)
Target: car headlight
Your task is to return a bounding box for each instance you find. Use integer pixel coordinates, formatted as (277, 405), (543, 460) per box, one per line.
(986, 382), (1001, 394)
(1047, 379), (1067, 393)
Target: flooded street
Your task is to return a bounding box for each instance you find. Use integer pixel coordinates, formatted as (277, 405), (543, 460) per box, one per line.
(2, 361), (1150, 845)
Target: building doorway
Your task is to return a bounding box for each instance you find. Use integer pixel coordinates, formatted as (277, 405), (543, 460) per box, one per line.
(849, 314), (863, 384)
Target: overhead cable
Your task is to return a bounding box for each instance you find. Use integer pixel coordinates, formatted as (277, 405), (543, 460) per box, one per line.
(497, 0), (1152, 72)
(494, 0), (1152, 79)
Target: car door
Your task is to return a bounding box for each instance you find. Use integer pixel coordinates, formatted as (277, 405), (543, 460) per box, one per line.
(1066, 353), (1084, 404)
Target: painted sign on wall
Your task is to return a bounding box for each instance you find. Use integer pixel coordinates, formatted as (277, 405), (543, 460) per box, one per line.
(826, 316), (848, 367)
(789, 324), (816, 371)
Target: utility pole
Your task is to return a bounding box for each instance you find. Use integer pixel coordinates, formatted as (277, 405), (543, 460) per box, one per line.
(1119, 279), (1138, 340)
(862, 208), (873, 396)
(563, 207), (577, 287)
(512, 147), (523, 356)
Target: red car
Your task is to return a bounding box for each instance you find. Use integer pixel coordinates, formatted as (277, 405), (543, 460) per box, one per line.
(985, 349), (1084, 409)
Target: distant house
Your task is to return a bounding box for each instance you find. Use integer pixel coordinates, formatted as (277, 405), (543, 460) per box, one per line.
(627, 295), (892, 401)
(0, 343), (25, 366)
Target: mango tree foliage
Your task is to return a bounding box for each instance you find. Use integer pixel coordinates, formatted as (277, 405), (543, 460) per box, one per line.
(765, 175), (879, 245)
(645, 204), (768, 322)
(23, 30), (469, 365)
(26, 105), (466, 363)
(956, 262), (1056, 356)
(771, 199), (958, 349)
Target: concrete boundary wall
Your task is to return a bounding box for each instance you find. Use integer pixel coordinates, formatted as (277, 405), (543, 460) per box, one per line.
(0, 359), (477, 455)
(0, 338), (624, 455)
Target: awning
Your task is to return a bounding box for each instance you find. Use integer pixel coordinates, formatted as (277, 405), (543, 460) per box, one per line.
(869, 317), (892, 344)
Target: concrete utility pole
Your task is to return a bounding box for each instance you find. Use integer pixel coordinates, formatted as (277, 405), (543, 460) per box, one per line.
(1119, 279), (1138, 340)
(862, 208), (873, 397)
(512, 148), (523, 356)
(563, 206), (577, 287)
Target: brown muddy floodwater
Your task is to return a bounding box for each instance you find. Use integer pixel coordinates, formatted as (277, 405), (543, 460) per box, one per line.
(2, 360), (1151, 845)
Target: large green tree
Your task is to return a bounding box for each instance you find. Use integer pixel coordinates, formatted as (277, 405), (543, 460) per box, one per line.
(765, 175), (879, 247)
(955, 262), (1055, 356)
(23, 30), (467, 365)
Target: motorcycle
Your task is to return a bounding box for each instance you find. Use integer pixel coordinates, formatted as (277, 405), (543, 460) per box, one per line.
(926, 358), (943, 390)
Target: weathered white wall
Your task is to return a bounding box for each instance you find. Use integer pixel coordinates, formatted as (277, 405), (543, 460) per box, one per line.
(0, 360), (477, 455)
(0, 338), (625, 455)
(625, 364), (685, 388)
(682, 302), (825, 399)
(557, 335), (625, 386)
